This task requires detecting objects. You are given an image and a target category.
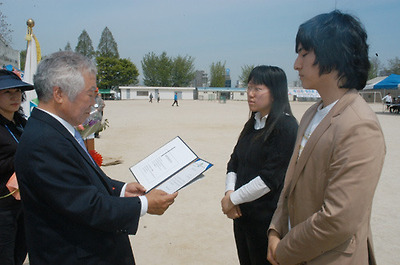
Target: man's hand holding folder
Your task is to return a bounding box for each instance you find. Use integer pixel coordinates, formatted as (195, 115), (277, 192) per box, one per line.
(146, 190), (178, 215)
(124, 182), (178, 215)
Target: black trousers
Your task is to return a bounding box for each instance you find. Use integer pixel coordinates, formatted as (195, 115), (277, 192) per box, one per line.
(0, 207), (27, 265)
(234, 221), (271, 265)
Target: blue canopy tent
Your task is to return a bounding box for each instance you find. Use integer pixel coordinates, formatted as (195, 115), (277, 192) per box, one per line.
(360, 74), (400, 104)
(373, 74), (400, 89)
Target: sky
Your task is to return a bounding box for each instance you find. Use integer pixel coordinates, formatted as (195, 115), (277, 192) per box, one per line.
(2, 0), (400, 86)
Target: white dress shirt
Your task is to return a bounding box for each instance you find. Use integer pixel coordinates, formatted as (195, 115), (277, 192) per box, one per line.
(298, 100), (337, 158)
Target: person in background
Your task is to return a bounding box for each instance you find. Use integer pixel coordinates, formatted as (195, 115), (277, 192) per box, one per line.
(268, 10), (385, 265)
(172, 92), (179, 106)
(0, 69), (34, 265)
(221, 65), (298, 265)
(382, 92), (392, 110)
(15, 51), (178, 265)
(390, 96), (400, 113)
(94, 91), (105, 138)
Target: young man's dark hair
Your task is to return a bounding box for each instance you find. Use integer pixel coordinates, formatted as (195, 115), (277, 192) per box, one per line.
(295, 10), (370, 90)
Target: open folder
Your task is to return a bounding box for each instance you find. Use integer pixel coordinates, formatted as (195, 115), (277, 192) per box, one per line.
(129, 136), (213, 194)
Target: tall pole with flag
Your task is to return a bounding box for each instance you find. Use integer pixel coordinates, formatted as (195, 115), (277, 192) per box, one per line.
(21, 18), (41, 117)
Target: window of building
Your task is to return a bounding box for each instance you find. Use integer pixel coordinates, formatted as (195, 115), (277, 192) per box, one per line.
(137, 91), (149, 96)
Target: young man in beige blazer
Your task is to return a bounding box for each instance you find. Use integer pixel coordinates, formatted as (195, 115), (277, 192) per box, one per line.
(267, 11), (385, 265)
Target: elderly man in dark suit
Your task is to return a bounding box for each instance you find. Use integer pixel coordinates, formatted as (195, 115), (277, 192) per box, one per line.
(15, 51), (177, 265)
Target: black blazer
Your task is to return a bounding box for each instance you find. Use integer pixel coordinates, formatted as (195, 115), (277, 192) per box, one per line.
(15, 108), (142, 265)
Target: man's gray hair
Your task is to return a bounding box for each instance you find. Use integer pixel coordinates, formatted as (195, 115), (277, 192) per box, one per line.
(34, 51), (97, 102)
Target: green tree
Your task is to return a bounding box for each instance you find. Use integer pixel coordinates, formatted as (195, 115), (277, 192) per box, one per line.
(20, 50), (26, 71)
(141, 51), (173, 86)
(141, 52), (159, 86)
(210, 61), (226, 87)
(75, 30), (95, 59)
(368, 55), (381, 79)
(97, 27), (119, 58)
(382, 57), (400, 75)
(171, 55), (196, 86)
(64, 42), (72, 51)
(158, 52), (173, 86)
(141, 52), (196, 87)
(96, 57), (139, 89)
(239, 64), (255, 87)
(0, 3), (13, 44)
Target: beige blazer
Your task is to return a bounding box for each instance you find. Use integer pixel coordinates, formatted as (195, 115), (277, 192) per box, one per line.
(269, 89), (385, 265)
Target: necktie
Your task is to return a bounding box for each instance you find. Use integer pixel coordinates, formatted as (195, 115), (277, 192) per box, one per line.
(74, 129), (95, 165)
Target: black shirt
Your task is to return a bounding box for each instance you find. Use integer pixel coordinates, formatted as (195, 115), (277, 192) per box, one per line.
(227, 114), (298, 225)
(0, 112), (26, 208)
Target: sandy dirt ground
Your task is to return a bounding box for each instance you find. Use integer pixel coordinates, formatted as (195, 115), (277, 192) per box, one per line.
(90, 99), (399, 265)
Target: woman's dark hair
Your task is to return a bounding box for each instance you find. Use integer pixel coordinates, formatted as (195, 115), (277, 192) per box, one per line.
(295, 10), (370, 90)
(239, 65), (293, 143)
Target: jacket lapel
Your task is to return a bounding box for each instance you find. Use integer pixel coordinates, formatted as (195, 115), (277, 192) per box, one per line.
(288, 89), (359, 195)
(31, 108), (113, 194)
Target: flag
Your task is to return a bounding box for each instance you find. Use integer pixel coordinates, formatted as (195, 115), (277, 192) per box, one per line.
(21, 19), (41, 117)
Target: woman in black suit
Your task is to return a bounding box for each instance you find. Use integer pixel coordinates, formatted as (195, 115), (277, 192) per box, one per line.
(221, 66), (298, 265)
(0, 69), (34, 265)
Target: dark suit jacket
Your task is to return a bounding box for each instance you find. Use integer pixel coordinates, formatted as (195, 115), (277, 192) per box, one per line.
(15, 108), (142, 265)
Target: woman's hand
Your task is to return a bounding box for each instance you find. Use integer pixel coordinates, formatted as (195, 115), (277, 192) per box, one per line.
(221, 190), (235, 214)
(225, 205), (242, 219)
